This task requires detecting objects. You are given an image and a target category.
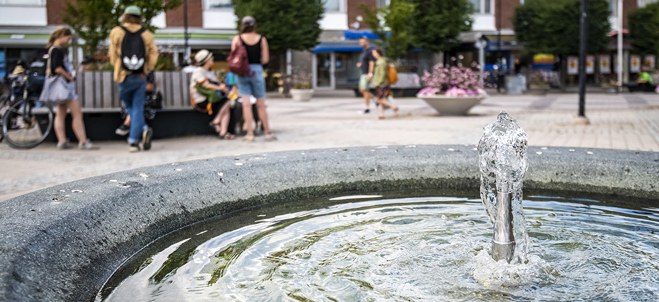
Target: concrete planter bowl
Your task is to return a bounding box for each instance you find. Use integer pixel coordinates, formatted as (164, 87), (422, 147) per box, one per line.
(0, 146), (657, 301)
(417, 94), (486, 116)
(290, 89), (314, 102)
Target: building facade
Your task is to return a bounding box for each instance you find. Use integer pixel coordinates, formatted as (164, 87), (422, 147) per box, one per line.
(0, 0), (656, 87)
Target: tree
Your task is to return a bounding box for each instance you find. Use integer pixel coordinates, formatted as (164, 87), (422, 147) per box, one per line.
(408, 0), (473, 53)
(361, 0), (415, 60)
(63, 0), (182, 57)
(629, 2), (659, 55)
(513, 0), (611, 57)
(114, 0), (183, 32)
(62, 0), (116, 57)
(231, 0), (324, 53)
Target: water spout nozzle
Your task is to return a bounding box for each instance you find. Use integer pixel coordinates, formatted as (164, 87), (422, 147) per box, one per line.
(492, 187), (515, 263)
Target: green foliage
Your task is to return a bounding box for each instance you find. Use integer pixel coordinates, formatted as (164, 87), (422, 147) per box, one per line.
(63, 0), (182, 57)
(361, 0), (415, 60)
(629, 2), (659, 55)
(513, 0), (611, 56)
(408, 0), (473, 53)
(62, 0), (116, 56)
(115, 0), (183, 32)
(232, 0), (324, 53)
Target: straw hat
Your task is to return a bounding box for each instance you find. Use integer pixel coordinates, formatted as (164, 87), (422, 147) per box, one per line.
(12, 65), (25, 74)
(194, 49), (212, 66)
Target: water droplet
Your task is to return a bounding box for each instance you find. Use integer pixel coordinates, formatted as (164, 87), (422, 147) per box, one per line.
(541, 147), (548, 150)
(109, 180), (117, 183)
(71, 190), (82, 193)
(587, 151), (594, 155)
(175, 168), (182, 171)
(536, 152), (542, 155)
(569, 149), (575, 152)
(235, 163), (243, 166)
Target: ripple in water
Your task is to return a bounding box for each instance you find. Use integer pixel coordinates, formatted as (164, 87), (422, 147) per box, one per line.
(98, 193), (659, 302)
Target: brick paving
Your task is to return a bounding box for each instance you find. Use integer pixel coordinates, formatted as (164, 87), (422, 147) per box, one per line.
(1, 91), (657, 201)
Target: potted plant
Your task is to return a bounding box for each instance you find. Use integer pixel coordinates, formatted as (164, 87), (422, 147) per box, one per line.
(525, 69), (552, 95)
(417, 61), (488, 116)
(288, 69), (314, 102)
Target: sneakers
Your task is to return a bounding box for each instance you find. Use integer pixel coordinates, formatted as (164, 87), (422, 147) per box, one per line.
(359, 108), (370, 114)
(78, 140), (99, 150)
(57, 141), (73, 150)
(141, 127), (153, 151)
(129, 143), (140, 153)
(115, 124), (130, 136)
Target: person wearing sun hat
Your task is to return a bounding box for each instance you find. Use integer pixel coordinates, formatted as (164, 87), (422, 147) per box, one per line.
(190, 49), (235, 140)
(109, 5), (158, 152)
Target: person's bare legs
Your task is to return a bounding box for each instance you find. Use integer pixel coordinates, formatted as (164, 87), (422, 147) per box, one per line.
(361, 89), (372, 107)
(377, 99), (385, 119)
(242, 96), (255, 138)
(377, 98), (399, 119)
(256, 98), (272, 135)
(217, 102), (232, 137)
(67, 99), (88, 144)
(124, 115), (131, 126)
(54, 103), (68, 144)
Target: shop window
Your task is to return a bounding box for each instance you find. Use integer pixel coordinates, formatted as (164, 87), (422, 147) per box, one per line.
(207, 0), (232, 9)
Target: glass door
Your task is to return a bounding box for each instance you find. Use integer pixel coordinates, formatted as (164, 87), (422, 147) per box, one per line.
(316, 52), (332, 88)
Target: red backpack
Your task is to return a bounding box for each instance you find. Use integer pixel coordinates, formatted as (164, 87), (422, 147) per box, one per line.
(228, 37), (250, 76)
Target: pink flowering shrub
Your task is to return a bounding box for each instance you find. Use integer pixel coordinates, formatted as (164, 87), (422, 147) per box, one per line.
(419, 62), (487, 96)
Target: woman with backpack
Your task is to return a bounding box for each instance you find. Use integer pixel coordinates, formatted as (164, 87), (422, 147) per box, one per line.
(230, 16), (276, 142)
(45, 26), (98, 150)
(372, 48), (399, 120)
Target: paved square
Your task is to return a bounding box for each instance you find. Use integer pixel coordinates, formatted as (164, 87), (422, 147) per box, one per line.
(1, 91), (658, 201)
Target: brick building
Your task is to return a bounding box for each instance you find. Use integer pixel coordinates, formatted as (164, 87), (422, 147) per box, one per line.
(0, 0), (656, 88)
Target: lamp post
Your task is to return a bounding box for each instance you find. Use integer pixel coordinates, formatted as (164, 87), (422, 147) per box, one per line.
(617, 0), (623, 91)
(578, 0), (588, 118)
(183, 0), (189, 65)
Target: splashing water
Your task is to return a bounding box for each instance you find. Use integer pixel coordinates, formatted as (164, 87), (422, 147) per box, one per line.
(478, 111), (529, 264)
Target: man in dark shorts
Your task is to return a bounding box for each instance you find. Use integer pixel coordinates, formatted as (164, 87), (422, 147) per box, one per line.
(357, 36), (375, 114)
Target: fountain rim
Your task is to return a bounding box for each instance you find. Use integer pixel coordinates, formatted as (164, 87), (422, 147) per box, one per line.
(0, 145), (657, 302)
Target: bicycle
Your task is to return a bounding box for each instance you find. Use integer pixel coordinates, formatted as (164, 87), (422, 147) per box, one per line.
(2, 95), (54, 149)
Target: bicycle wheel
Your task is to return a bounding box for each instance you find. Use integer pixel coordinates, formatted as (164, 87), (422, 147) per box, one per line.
(2, 98), (54, 149)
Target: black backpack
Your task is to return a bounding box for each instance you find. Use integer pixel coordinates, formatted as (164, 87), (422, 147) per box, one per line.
(120, 26), (146, 73)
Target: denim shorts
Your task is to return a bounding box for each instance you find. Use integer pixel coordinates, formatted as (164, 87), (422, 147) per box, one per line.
(237, 64), (266, 99)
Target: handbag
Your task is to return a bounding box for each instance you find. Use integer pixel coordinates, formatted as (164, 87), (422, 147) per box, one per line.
(39, 47), (70, 105)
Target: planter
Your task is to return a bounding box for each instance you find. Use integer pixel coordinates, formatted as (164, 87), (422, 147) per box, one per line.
(416, 94), (486, 116)
(290, 89), (314, 102)
(525, 84), (550, 95)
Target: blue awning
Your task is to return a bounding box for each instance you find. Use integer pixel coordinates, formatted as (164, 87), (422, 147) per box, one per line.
(313, 42), (364, 53)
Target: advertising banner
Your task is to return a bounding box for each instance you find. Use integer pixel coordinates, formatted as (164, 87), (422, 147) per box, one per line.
(568, 56), (579, 75)
(599, 55), (610, 74)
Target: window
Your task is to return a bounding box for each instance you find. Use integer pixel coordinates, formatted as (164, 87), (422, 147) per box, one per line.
(608, 0), (617, 16)
(378, 0), (390, 8)
(0, 0), (45, 5)
(638, 0), (658, 7)
(470, 0), (492, 14)
(325, 0), (340, 12)
(207, 0), (232, 9)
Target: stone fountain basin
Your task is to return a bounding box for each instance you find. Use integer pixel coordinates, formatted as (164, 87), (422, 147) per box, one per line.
(0, 146), (657, 302)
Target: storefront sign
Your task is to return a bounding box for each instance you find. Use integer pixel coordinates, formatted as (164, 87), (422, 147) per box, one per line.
(586, 56), (595, 74)
(599, 55), (610, 74)
(630, 55), (641, 73)
(532, 54), (554, 69)
(644, 55), (655, 69)
(568, 56), (579, 75)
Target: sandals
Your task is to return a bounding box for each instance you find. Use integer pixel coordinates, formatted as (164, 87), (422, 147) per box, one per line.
(209, 122), (221, 133)
(219, 133), (236, 140)
(264, 134), (277, 142)
(242, 135), (255, 143)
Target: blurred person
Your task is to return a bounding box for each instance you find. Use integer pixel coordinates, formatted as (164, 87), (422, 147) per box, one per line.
(45, 27), (98, 150)
(637, 65), (655, 92)
(115, 71), (161, 136)
(182, 54), (198, 73)
(371, 48), (399, 120)
(190, 49), (235, 140)
(357, 36), (375, 114)
(230, 16), (276, 142)
(109, 5), (158, 152)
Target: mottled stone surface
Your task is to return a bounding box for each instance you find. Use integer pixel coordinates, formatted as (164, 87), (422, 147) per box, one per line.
(0, 145), (657, 301)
